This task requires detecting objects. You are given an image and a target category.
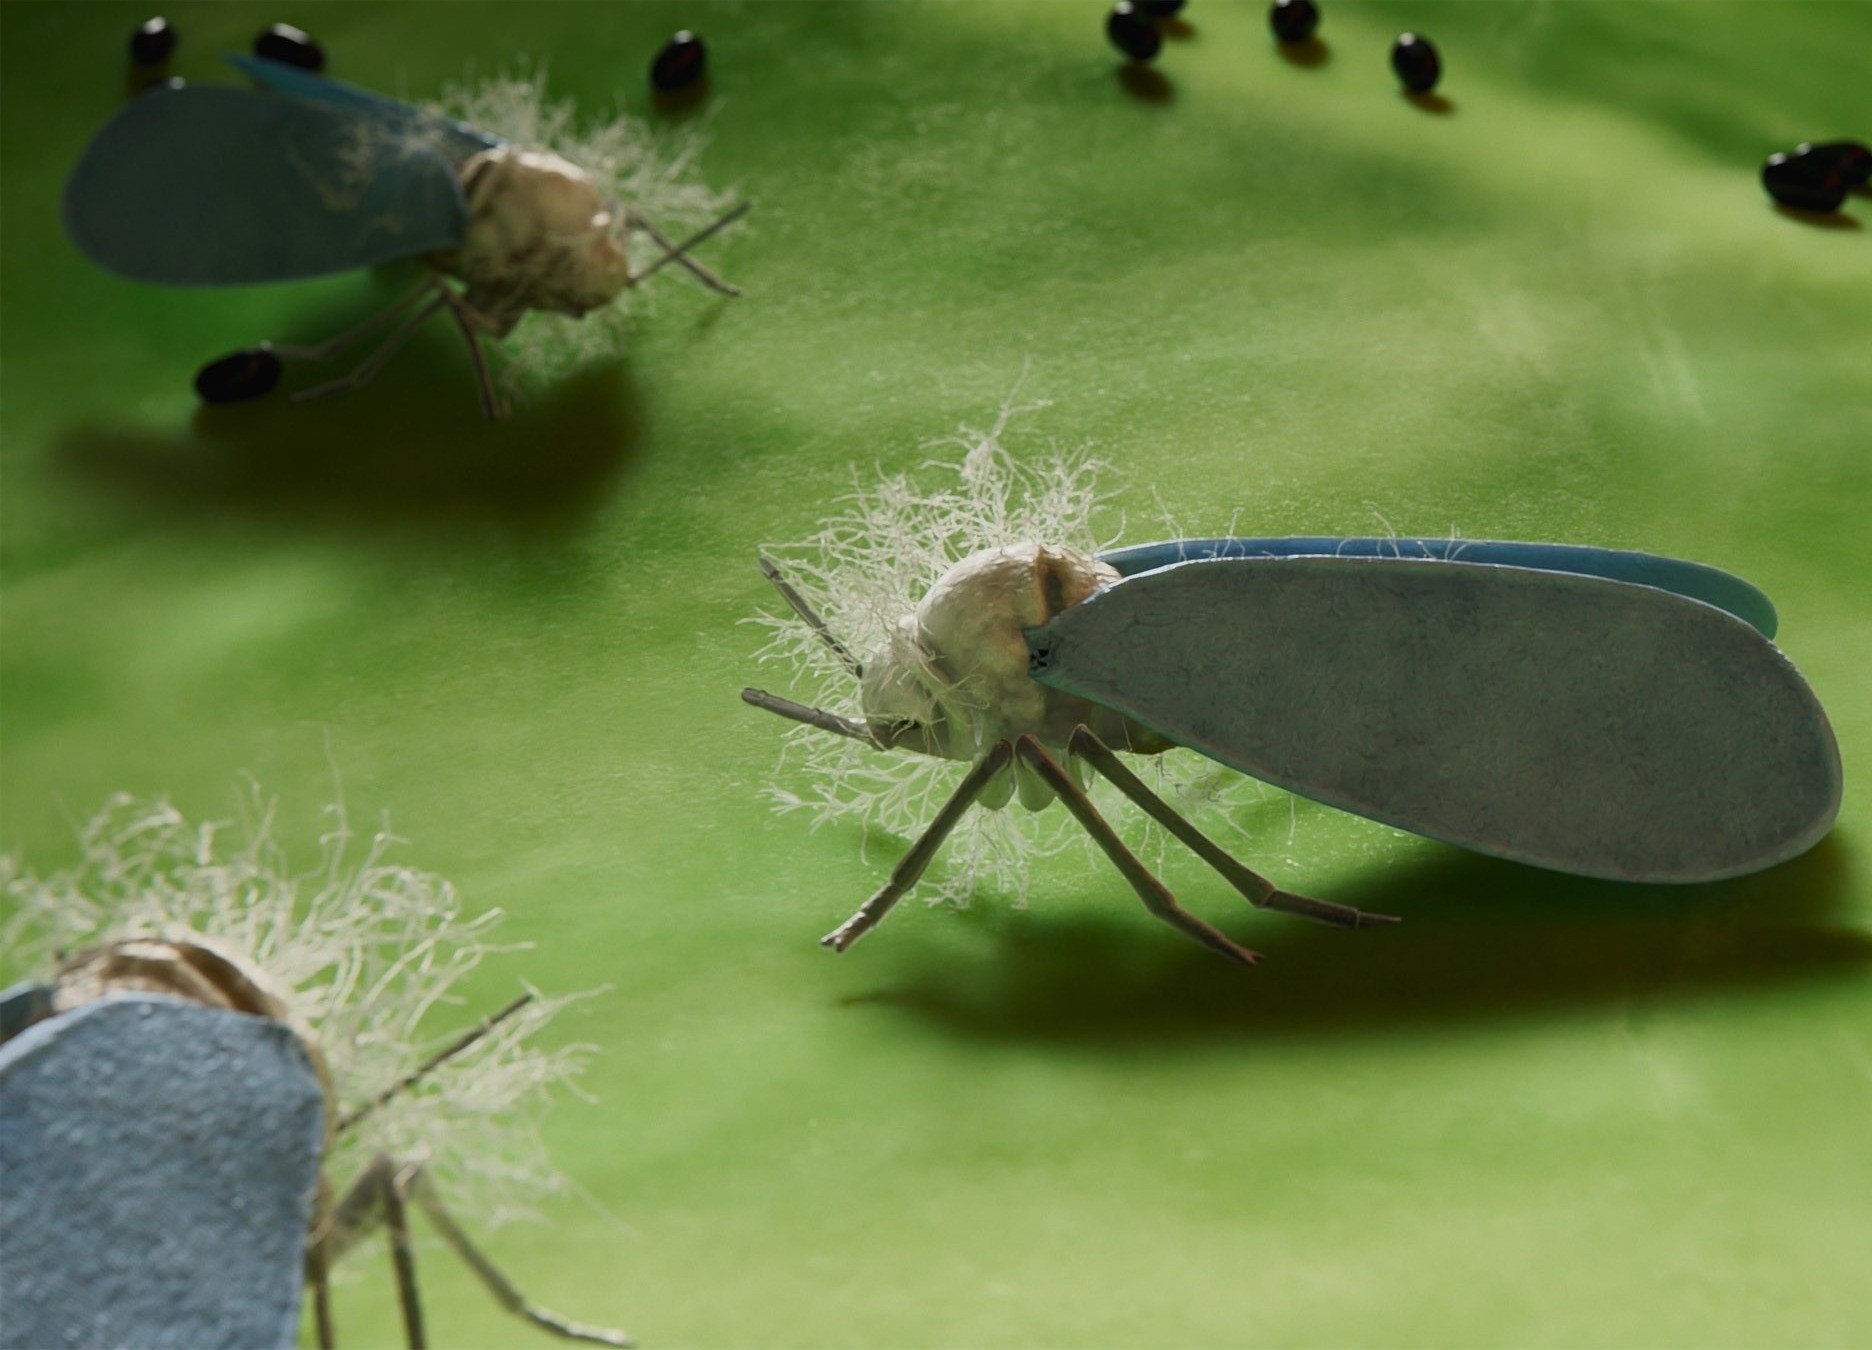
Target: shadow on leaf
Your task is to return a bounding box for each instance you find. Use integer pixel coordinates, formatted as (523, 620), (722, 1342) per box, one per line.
(841, 832), (1863, 1046)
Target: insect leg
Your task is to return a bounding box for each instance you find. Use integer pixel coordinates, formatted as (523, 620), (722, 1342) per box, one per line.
(1014, 735), (1261, 965)
(404, 1165), (634, 1346)
(758, 554), (863, 679)
(321, 1154), (428, 1349)
(307, 1177), (338, 1350)
(434, 286), (507, 421)
(269, 280), (437, 363)
(822, 740), (1016, 951)
(625, 203), (749, 295)
(290, 293), (451, 405)
(382, 1161), (428, 1350)
(1066, 726), (1400, 930)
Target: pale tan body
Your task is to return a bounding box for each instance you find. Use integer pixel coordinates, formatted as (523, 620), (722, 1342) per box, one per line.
(437, 148), (637, 336)
(275, 146), (743, 419)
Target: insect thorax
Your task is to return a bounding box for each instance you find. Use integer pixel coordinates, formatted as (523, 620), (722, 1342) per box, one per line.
(860, 543), (1170, 781)
(437, 147), (633, 329)
(53, 936), (335, 1133)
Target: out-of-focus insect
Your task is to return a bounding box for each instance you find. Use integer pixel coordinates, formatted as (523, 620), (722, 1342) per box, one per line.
(1, 937), (630, 1347)
(62, 54), (746, 420)
(743, 537), (1842, 964)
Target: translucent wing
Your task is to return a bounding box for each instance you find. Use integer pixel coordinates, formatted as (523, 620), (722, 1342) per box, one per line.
(1029, 556), (1840, 882)
(63, 72), (474, 285)
(1101, 538), (1780, 638)
(225, 53), (500, 161)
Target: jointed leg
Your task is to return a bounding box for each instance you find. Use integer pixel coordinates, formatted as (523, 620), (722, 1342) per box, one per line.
(318, 1155), (426, 1348)
(436, 287), (507, 422)
(381, 1162), (427, 1350)
(307, 1178), (337, 1350)
(320, 1153), (630, 1347)
(627, 204), (749, 294)
(291, 291), (449, 404)
(271, 281), (437, 363)
(406, 1167), (633, 1346)
(1014, 735), (1261, 965)
(1067, 726), (1399, 929)
(823, 740), (1016, 951)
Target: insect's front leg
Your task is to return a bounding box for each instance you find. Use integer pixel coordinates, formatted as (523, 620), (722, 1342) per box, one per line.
(306, 1176), (338, 1350)
(320, 1153), (428, 1349)
(1014, 734), (1262, 965)
(1066, 725), (1400, 930)
(822, 740), (1016, 952)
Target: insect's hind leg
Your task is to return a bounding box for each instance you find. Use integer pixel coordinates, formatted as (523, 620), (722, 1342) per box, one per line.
(822, 740), (1015, 952)
(290, 288), (451, 406)
(270, 279), (437, 364)
(1066, 726), (1399, 930)
(403, 1166), (634, 1346)
(1015, 735), (1261, 965)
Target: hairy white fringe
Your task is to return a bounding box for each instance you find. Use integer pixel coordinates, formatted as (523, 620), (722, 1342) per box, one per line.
(748, 395), (1278, 909)
(428, 63), (735, 400)
(0, 787), (593, 1231)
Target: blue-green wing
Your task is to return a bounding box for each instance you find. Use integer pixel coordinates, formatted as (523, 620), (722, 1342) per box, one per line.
(63, 73), (472, 285)
(1031, 555), (1839, 882)
(225, 53), (499, 161)
(1100, 538), (1779, 639)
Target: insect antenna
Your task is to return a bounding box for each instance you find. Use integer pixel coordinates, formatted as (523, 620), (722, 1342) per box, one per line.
(336, 991), (534, 1139)
(740, 687), (883, 747)
(758, 553), (864, 679)
(627, 202), (749, 294)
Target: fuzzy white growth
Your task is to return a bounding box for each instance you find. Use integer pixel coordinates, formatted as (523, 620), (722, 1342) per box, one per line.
(749, 397), (1270, 907)
(427, 64), (735, 399)
(1, 788), (593, 1231)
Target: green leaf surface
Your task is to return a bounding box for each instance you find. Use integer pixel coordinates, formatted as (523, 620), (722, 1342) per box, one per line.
(3, 2), (1868, 1346)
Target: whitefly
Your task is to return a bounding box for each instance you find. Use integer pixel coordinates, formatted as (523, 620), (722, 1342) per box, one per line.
(742, 398), (1359, 964)
(743, 401), (1841, 964)
(62, 55), (745, 419)
(2, 788), (629, 1346)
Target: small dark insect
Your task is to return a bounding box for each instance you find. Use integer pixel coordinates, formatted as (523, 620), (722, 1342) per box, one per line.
(1269, 0), (1319, 44)
(1138, 0), (1187, 17)
(1798, 139), (1871, 189)
(194, 345), (284, 404)
(1106, 1), (1162, 61)
(1762, 148), (1848, 213)
(128, 16), (177, 67)
(1390, 32), (1440, 93)
(253, 22), (326, 73)
(650, 30), (708, 92)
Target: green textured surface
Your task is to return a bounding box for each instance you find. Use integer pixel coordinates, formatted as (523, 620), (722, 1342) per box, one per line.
(3, 2), (1869, 1347)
